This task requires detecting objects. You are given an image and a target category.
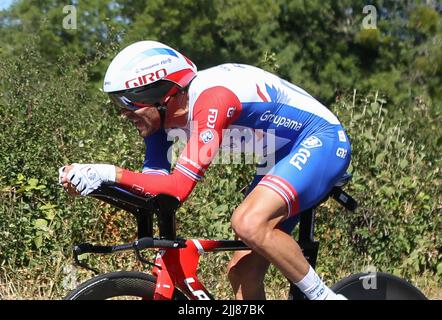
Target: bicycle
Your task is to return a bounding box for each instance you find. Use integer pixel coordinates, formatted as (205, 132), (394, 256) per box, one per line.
(64, 173), (427, 300)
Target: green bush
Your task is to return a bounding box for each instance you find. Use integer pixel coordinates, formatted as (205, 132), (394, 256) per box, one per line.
(322, 91), (441, 281)
(0, 36), (143, 290)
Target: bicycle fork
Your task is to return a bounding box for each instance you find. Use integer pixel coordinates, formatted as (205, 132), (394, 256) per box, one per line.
(151, 240), (214, 300)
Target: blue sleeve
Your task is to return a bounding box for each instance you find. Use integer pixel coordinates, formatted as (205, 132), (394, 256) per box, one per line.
(142, 128), (173, 174)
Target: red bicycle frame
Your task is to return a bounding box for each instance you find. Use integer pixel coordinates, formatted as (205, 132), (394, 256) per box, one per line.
(152, 239), (248, 300)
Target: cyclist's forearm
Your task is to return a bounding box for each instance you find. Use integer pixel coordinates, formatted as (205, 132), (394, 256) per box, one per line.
(114, 166), (197, 201)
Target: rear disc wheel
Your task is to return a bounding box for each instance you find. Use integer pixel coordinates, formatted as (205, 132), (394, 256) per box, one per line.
(332, 272), (427, 300)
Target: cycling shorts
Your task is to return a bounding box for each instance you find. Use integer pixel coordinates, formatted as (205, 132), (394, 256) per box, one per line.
(246, 125), (351, 233)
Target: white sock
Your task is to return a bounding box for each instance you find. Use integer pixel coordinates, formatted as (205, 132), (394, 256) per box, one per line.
(295, 266), (340, 300)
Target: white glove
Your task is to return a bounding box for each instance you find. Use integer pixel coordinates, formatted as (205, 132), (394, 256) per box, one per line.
(65, 163), (116, 196)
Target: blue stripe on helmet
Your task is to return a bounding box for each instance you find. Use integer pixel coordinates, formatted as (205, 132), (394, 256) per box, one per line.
(142, 48), (179, 58)
(123, 48), (179, 70)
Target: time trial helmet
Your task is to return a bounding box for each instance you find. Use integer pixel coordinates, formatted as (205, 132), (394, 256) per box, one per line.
(103, 41), (197, 111)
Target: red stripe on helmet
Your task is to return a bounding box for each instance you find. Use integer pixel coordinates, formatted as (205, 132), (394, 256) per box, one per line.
(183, 55), (196, 68)
(165, 68), (197, 88)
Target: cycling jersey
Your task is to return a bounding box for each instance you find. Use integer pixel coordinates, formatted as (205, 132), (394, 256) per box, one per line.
(118, 64), (351, 222)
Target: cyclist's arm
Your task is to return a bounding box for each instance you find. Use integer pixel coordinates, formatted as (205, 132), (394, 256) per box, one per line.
(142, 128), (173, 175)
(115, 86), (241, 201)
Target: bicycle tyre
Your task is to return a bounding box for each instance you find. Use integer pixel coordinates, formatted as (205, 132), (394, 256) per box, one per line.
(331, 272), (427, 300)
(64, 271), (189, 300)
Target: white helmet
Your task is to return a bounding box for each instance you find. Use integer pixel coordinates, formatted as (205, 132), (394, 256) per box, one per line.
(103, 40), (197, 111)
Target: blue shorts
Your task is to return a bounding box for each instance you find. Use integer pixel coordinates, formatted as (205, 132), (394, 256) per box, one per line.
(247, 125), (351, 233)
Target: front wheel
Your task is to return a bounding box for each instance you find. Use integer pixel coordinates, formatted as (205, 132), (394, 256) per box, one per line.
(332, 272), (427, 300)
(64, 271), (188, 300)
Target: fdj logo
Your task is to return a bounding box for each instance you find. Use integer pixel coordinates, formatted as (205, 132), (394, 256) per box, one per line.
(206, 109), (218, 128)
(289, 148), (311, 170)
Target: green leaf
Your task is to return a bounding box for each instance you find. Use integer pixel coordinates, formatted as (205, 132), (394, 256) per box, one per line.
(375, 152), (386, 166)
(399, 159), (408, 169)
(45, 210), (55, 221)
(370, 102), (380, 113)
(28, 178), (39, 187)
(34, 235), (43, 249)
(214, 204), (229, 213)
(77, 253), (90, 261)
(34, 219), (48, 229)
(39, 203), (57, 211)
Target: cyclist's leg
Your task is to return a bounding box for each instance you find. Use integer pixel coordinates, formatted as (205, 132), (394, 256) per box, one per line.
(227, 211), (301, 300)
(228, 171), (269, 299)
(227, 250), (269, 299)
(230, 127), (351, 299)
(231, 186), (310, 281)
(227, 154), (301, 299)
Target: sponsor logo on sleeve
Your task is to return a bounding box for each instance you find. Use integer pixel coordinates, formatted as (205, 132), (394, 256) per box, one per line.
(200, 129), (215, 144)
(338, 130), (347, 142)
(227, 107), (236, 118)
(336, 147), (347, 159)
(206, 109), (218, 128)
(300, 136), (323, 149)
(131, 184), (145, 195)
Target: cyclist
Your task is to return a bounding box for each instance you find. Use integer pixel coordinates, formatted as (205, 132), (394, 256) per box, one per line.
(59, 41), (351, 300)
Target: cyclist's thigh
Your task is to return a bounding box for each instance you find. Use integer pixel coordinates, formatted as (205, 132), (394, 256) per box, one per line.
(245, 146), (297, 233)
(252, 127), (351, 233)
(245, 173), (299, 233)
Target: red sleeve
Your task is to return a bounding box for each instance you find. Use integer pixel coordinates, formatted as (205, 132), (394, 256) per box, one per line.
(117, 86), (242, 202)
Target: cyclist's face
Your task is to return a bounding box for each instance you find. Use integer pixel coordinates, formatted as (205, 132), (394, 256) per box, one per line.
(163, 91), (189, 128)
(121, 106), (161, 137)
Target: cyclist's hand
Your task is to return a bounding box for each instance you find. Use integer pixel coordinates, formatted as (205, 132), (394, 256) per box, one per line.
(59, 165), (80, 196)
(59, 163), (116, 196)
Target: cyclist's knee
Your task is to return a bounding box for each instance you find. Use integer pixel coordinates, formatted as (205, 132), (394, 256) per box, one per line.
(231, 205), (268, 246)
